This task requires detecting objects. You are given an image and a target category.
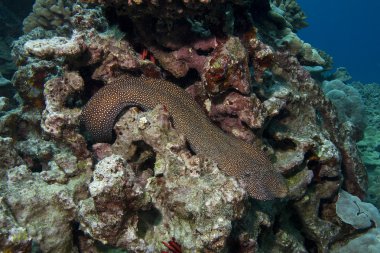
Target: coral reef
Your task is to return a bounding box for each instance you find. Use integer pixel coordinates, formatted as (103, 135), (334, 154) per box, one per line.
(203, 37), (251, 95)
(0, 0), (373, 252)
(331, 228), (380, 253)
(275, 29), (327, 67)
(331, 191), (380, 252)
(322, 79), (366, 140)
(351, 82), (380, 208)
(269, 0), (308, 31)
(22, 0), (75, 34)
(81, 75), (287, 200)
(0, 1), (26, 80)
(0, 73), (11, 87)
(5, 164), (91, 252)
(336, 190), (380, 229)
(0, 197), (32, 253)
(0, 137), (24, 177)
(79, 106), (246, 251)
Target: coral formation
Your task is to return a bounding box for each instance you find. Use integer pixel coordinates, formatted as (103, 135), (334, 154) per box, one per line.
(0, 137), (24, 175)
(322, 79), (367, 140)
(81, 75), (287, 200)
(0, 0), (373, 252)
(331, 228), (380, 253)
(351, 82), (380, 208)
(203, 37), (251, 95)
(0, 197), (32, 253)
(79, 106), (246, 251)
(331, 190), (380, 252)
(5, 164), (91, 252)
(336, 190), (380, 229)
(269, 0), (308, 31)
(23, 0), (75, 34)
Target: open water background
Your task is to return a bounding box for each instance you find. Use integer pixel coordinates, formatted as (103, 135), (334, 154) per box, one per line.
(297, 0), (380, 84)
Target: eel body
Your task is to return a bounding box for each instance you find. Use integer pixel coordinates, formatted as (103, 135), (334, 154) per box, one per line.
(81, 76), (288, 200)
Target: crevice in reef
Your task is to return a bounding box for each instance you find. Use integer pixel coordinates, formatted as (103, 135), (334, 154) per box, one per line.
(165, 68), (201, 89)
(136, 207), (163, 238)
(72, 222), (82, 252)
(64, 91), (84, 109)
(273, 138), (297, 151)
(128, 140), (156, 174)
(263, 128), (297, 152)
(29, 158), (44, 173)
(78, 66), (105, 103)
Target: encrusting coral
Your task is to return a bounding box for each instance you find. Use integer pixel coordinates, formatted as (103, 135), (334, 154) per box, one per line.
(0, 0), (372, 252)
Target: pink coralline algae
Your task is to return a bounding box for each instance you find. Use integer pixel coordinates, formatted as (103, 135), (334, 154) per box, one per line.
(42, 72), (89, 158)
(203, 37), (251, 95)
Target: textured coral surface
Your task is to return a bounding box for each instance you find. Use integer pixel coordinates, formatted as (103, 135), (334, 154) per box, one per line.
(0, 0), (375, 252)
(353, 82), (380, 208)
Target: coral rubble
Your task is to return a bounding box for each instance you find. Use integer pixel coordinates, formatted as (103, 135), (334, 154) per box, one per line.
(0, 0), (373, 252)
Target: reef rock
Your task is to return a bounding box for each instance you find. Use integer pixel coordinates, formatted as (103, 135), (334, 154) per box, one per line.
(0, 0), (371, 252)
(79, 106), (246, 252)
(0, 197), (32, 253)
(23, 0), (75, 34)
(4, 164), (91, 252)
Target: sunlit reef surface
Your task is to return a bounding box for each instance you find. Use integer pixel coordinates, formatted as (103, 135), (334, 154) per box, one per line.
(0, 0), (379, 252)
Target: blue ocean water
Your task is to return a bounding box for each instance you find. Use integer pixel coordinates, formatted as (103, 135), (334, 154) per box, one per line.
(297, 0), (380, 84)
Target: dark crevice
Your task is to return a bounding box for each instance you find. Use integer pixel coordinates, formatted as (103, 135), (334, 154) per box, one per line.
(29, 159), (43, 173)
(272, 107), (292, 122)
(128, 140), (156, 174)
(185, 141), (196, 156)
(226, 200), (256, 253)
(263, 124), (295, 152)
(93, 240), (128, 252)
(303, 237), (318, 253)
(165, 68), (201, 89)
(136, 207), (163, 238)
(78, 66), (105, 104)
(72, 222), (83, 252)
(65, 91), (83, 109)
(271, 214), (281, 234)
(273, 138), (297, 151)
(196, 48), (214, 56)
(289, 210), (318, 253)
(304, 151), (340, 184)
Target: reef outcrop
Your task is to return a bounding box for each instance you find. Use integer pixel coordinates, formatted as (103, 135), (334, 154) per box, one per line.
(0, 0), (372, 252)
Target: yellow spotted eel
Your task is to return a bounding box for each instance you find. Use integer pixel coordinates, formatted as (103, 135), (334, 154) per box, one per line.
(81, 76), (288, 200)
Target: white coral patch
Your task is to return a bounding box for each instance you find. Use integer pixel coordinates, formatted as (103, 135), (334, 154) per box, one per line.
(24, 34), (82, 58)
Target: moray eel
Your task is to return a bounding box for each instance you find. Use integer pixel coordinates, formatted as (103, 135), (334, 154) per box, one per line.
(81, 76), (288, 200)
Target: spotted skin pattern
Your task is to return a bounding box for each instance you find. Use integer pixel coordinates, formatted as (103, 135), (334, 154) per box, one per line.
(81, 76), (288, 200)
